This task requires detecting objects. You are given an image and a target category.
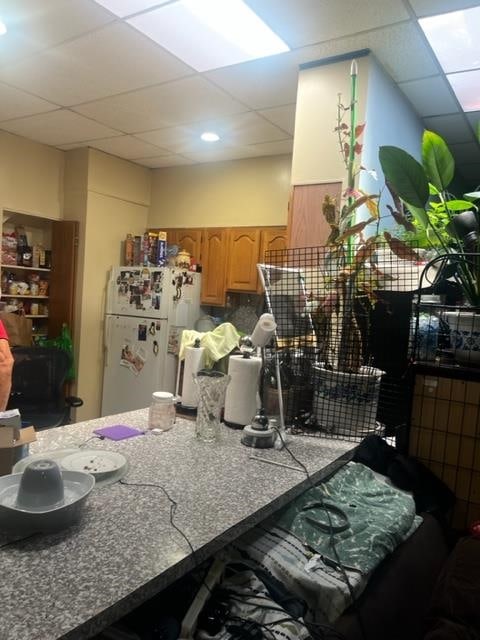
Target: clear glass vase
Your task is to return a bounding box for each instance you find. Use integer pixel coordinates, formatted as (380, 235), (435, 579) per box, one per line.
(193, 370), (231, 442)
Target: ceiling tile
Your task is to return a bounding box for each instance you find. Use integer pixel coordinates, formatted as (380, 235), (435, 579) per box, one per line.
(184, 146), (264, 163)
(258, 104), (296, 135)
(449, 142), (480, 164)
(408, 0), (480, 18)
(247, 0), (410, 49)
(136, 125), (198, 153)
(0, 109), (122, 146)
(423, 113), (474, 144)
(136, 112), (289, 154)
(0, 22), (193, 106)
(456, 163), (480, 185)
(399, 75), (459, 117)
(134, 154), (193, 168)
(466, 111), (480, 135)
(0, 83), (58, 120)
(88, 135), (168, 159)
(73, 76), (248, 133)
(248, 139), (294, 155)
(185, 139), (293, 163)
(206, 21), (439, 111)
(205, 51), (303, 110)
(0, 0), (115, 67)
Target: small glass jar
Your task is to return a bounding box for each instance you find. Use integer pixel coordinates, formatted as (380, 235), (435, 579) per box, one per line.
(148, 391), (176, 431)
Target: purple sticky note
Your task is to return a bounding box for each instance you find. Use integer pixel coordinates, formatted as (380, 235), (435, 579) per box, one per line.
(93, 425), (144, 440)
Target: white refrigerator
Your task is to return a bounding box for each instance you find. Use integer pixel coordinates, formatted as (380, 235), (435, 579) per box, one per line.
(101, 266), (201, 416)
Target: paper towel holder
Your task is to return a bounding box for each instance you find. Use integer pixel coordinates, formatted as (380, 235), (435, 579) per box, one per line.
(175, 338), (203, 415)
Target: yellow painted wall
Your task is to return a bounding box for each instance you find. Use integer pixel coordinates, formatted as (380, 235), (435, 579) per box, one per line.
(63, 150), (149, 420)
(0, 131), (64, 219)
(291, 57), (370, 185)
(148, 154), (292, 228)
(88, 149), (151, 206)
(78, 188), (148, 419)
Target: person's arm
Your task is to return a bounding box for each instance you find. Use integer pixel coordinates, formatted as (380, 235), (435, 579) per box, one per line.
(0, 321), (14, 411)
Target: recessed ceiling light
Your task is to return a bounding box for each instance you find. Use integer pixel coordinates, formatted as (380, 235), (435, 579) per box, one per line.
(127, 0), (289, 72)
(93, 0), (170, 18)
(0, 19), (7, 36)
(201, 132), (220, 142)
(419, 7), (480, 74)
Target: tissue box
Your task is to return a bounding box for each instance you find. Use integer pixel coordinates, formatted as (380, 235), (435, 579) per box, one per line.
(0, 424), (36, 476)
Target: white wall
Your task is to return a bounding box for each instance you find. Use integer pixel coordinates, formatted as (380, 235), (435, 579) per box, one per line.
(360, 55), (424, 227)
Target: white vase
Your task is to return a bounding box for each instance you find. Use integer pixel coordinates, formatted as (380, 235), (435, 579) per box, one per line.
(444, 310), (480, 367)
(312, 364), (384, 437)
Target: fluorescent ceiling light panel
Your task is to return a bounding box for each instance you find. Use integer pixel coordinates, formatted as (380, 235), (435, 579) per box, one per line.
(127, 0), (289, 72)
(447, 70), (480, 112)
(0, 19), (6, 35)
(419, 7), (480, 74)
(93, 0), (170, 18)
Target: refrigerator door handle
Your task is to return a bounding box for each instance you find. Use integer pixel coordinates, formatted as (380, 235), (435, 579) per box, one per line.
(104, 315), (113, 365)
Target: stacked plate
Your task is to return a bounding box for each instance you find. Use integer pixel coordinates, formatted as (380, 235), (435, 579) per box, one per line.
(13, 449), (128, 488)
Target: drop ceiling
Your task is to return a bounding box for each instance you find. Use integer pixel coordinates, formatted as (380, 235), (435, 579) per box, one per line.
(0, 0), (478, 189)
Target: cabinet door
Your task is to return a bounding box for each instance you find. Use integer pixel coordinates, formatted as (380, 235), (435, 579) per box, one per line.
(259, 227), (288, 262)
(176, 229), (202, 263)
(226, 228), (261, 292)
(288, 182), (342, 248)
(258, 227), (288, 292)
(201, 229), (227, 306)
(49, 221), (78, 339)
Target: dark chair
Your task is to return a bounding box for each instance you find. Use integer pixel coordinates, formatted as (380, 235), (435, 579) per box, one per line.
(7, 346), (83, 429)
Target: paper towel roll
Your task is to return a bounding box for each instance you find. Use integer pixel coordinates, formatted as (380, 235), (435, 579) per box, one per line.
(251, 313), (277, 348)
(181, 346), (205, 408)
(224, 355), (262, 426)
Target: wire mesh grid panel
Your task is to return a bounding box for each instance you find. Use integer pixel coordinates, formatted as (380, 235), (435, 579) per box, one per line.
(410, 253), (480, 370)
(260, 244), (422, 442)
(409, 371), (480, 531)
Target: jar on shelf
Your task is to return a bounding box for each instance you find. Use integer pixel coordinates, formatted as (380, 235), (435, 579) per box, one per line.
(148, 391), (176, 431)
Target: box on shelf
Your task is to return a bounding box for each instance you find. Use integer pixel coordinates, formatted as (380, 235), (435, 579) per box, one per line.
(0, 411), (36, 476)
(1, 232), (17, 266)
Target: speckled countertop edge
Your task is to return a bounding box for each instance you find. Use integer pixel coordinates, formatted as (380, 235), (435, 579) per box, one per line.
(0, 411), (354, 640)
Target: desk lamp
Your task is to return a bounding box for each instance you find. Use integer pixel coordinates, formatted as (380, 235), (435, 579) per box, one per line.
(241, 313), (278, 448)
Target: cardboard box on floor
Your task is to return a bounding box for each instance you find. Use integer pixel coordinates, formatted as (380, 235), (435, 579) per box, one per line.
(0, 422), (36, 476)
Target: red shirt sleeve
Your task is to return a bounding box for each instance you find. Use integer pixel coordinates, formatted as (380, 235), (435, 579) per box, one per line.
(0, 321), (9, 341)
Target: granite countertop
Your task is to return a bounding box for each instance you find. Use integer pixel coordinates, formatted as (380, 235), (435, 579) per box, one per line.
(0, 411), (353, 640)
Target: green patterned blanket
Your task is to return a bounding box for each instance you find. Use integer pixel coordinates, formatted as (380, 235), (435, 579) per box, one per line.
(275, 462), (421, 574)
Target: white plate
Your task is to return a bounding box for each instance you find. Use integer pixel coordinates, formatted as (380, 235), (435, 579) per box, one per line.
(13, 448), (79, 474)
(60, 450), (127, 480)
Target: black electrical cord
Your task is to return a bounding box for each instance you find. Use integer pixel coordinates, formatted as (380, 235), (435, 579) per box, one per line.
(119, 478), (195, 557)
(78, 434), (106, 448)
(225, 592), (348, 640)
(118, 478), (213, 595)
(270, 426), (368, 640)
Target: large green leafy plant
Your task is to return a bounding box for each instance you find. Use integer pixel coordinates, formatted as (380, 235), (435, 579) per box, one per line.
(379, 131), (480, 305)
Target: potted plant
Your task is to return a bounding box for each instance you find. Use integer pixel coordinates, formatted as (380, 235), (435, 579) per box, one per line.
(311, 62), (409, 436)
(379, 130), (480, 365)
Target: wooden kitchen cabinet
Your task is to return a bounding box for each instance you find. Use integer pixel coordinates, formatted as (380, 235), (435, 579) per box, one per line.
(175, 229), (202, 263)
(160, 228), (202, 263)
(226, 227), (261, 292)
(259, 227), (288, 262)
(257, 226), (288, 292)
(287, 182), (342, 248)
(164, 225), (287, 304)
(200, 228), (227, 306)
